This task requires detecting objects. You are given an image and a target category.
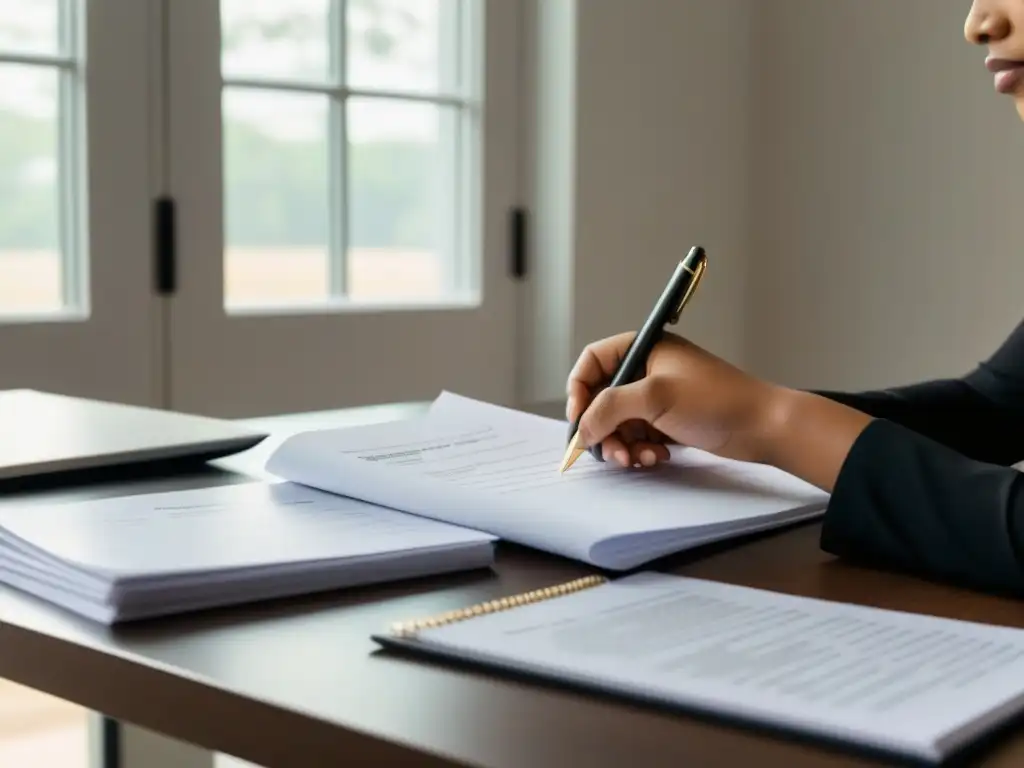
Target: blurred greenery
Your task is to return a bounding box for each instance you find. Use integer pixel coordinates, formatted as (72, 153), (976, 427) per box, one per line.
(0, 109), (59, 249)
(0, 107), (440, 249)
(0, 108), (439, 250)
(221, 0), (423, 60)
(1, 0), (445, 252)
(222, 113), (438, 249)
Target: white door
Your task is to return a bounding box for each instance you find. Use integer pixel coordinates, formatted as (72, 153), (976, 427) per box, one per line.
(0, 3), (173, 768)
(0, 0), (160, 407)
(164, 0), (524, 418)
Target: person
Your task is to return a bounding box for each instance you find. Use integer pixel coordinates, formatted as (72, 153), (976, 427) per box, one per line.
(566, 0), (1024, 597)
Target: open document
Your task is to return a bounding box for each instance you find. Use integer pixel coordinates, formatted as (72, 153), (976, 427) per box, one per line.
(0, 481), (495, 624)
(376, 572), (1024, 763)
(266, 393), (829, 570)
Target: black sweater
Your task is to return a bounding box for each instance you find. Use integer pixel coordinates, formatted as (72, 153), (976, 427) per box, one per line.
(816, 319), (1024, 595)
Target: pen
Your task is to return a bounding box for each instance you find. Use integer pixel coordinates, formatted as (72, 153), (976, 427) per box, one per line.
(559, 245), (708, 473)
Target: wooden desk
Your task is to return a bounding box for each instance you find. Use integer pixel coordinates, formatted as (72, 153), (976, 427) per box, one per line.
(0, 404), (1023, 767)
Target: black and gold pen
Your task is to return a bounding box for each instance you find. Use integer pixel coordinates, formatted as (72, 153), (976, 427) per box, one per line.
(560, 246), (708, 473)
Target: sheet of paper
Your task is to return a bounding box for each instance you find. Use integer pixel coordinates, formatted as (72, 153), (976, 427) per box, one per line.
(266, 393), (828, 566)
(415, 572), (1024, 759)
(0, 481), (495, 578)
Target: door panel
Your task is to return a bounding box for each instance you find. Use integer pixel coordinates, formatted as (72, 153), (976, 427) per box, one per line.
(1, 4), (167, 768)
(0, 0), (159, 407)
(166, 0), (523, 418)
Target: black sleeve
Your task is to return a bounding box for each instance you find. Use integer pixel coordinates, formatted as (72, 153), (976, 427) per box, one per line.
(813, 319), (1024, 466)
(816, 319), (1024, 594)
(820, 419), (1024, 596)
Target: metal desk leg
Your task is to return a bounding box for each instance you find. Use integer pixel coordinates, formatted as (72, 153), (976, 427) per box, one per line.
(100, 717), (120, 768)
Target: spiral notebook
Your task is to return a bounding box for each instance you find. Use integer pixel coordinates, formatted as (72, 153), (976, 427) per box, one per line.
(373, 572), (1024, 763)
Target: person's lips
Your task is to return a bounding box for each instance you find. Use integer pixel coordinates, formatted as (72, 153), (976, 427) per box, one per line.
(986, 56), (1024, 94)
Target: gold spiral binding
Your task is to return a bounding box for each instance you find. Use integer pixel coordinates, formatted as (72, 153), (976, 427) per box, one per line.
(390, 574), (608, 638)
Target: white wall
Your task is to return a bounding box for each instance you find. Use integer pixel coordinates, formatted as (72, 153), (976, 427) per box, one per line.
(524, 0), (1024, 404)
(748, 0), (1024, 390)
(522, 0), (753, 404)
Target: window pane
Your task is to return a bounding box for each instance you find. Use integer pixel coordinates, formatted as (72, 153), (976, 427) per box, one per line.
(0, 0), (60, 57)
(223, 88), (331, 307)
(347, 0), (456, 95)
(347, 98), (458, 301)
(0, 64), (63, 314)
(221, 0), (332, 82)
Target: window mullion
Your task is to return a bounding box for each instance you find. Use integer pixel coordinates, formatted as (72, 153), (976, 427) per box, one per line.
(58, 0), (83, 308)
(327, 0), (347, 298)
(456, 0), (476, 295)
(219, 76), (470, 108)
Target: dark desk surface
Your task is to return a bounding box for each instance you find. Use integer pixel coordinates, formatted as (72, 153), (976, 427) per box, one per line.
(1, 402), (1024, 767)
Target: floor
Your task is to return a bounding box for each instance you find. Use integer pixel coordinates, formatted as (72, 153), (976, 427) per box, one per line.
(0, 681), (90, 767)
(0, 679), (270, 767)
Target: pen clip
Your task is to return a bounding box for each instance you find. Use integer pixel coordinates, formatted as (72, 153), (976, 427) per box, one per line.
(669, 256), (706, 324)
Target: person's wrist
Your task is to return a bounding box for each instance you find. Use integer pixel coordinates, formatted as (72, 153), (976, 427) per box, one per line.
(751, 383), (801, 466)
(750, 384), (873, 491)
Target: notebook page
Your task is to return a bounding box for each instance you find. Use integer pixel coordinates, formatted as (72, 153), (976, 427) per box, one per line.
(0, 482), (495, 578)
(266, 393), (828, 569)
(409, 572), (1024, 760)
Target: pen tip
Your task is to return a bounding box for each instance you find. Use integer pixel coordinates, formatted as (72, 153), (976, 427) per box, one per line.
(559, 433), (586, 473)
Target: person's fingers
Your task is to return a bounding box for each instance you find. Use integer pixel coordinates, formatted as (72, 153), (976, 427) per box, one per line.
(633, 441), (671, 466)
(568, 401), (672, 467)
(577, 378), (671, 449)
(567, 381), (605, 461)
(639, 421), (669, 445)
(566, 332), (637, 394)
(601, 438), (670, 468)
(600, 433), (630, 467)
(565, 379), (592, 423)
(618, 418), (648, 444)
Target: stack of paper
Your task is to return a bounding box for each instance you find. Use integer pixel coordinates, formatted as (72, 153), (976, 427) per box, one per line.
(0, 392), (830, 624)
(266, 392), (830, 570)
(0, 481), (496, 623)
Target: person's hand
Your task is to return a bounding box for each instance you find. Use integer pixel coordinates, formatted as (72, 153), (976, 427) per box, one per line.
(566, 330), (875, 492)
(566, 331), (786, 468)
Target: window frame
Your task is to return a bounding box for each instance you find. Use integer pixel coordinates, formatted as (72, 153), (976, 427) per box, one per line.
(217, 0), (486, 313)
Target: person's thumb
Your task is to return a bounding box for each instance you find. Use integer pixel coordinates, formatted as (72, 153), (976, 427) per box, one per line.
(577, 378), (668, 449)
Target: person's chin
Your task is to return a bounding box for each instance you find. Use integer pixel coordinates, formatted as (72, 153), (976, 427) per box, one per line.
(1017, 96), (1024, 122)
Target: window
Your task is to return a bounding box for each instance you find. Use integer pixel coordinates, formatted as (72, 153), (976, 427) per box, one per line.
(0, 0), (84, 317)
(219, 0), (474, 309)
(165, 0), (519, 416)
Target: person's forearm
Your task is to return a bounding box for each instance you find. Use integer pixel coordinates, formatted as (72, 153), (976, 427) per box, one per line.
(758, 387), (874, 493)
(813, 381), (1024, 466)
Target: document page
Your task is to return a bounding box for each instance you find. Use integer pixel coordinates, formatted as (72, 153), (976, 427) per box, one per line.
(0, 481), (495, 578)
(266, 393), (828, 568)
(412, 572), (1024, 759)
